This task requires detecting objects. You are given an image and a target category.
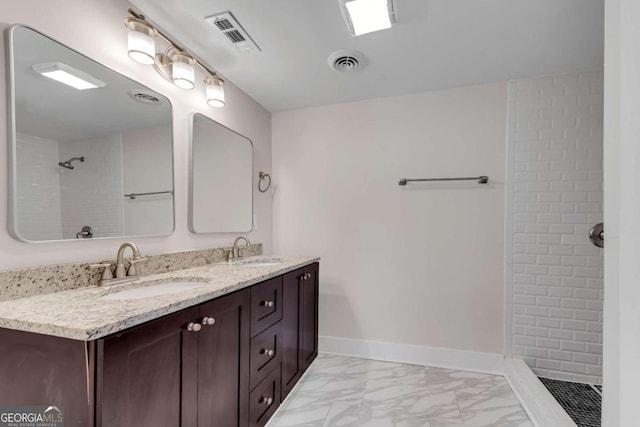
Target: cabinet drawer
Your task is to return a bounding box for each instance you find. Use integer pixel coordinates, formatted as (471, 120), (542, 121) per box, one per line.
(249, 367), (281, 427)
(251, 277), (283, 337)
(250, 322), (281, 390)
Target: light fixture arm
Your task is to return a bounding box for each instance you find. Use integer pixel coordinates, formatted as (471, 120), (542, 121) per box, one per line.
(127, 9), (224, 86)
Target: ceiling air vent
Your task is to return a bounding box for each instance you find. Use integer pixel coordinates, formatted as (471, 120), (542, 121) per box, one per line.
(328, 50), (366, 73)
(128, 90), (161, 105)
(205, 12), (261, 53)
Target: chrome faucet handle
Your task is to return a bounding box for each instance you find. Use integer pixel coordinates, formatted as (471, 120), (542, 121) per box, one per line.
(90, 263), (113, 281)
(126, 257), (147, 277)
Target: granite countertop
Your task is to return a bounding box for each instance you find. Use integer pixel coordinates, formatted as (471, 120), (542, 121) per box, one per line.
(0, 256), (319, 341)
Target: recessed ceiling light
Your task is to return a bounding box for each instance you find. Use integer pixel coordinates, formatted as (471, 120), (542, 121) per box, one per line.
(32, 62), (106, 90)
(340, 0), (396, 37)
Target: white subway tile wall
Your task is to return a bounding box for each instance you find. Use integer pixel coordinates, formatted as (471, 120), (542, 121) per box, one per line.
(511, 72), (604, 384)
(59, 134), (125, 239)
(16, 133), (63, 241)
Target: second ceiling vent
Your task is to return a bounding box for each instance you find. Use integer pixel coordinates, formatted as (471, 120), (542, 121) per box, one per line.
(205, 11), (261, 53)
(328, 50), (366, 73)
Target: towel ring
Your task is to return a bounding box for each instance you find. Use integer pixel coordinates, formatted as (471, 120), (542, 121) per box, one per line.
(258, 171), (271, 192)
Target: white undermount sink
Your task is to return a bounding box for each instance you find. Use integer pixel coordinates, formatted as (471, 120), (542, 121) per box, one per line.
(238, 258), (282, 267)
(100, 281), (205, 300)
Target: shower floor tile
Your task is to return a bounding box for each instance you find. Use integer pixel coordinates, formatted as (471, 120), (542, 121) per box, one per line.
(538, 377), (601, 427)
(268, 354), (532, 427)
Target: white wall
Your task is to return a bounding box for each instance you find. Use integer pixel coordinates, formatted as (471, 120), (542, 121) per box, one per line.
(509, 72), (604, 384)
(0, 0), (272, 269)
(59, 133), (124, 239)
(122, 126), (173, 236)
(273, 84), (507, 354)
(602, 0), (640, 425)
(15, 133), (62, 241)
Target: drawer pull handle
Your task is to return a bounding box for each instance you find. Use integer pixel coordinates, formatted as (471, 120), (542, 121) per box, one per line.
(261, 348), (274, 357)
(262, 300), (274, 308)
(261, 396), (273, 406)
(202, 317), (216, 326)
(186, 322), (202, 332)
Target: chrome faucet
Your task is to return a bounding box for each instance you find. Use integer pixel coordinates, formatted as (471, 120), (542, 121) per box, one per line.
(91, 242), (146, 286)
(229, 236), (251, 261)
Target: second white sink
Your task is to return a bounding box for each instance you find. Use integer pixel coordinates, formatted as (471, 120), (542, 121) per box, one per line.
(238, 258), (282, 268)
(101, 281), (204, 300)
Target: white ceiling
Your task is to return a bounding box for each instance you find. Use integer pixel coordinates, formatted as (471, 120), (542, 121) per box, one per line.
(129, 0), (604, 112)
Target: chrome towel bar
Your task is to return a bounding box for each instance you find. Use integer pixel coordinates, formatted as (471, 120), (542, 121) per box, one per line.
(398, 176), (489, 186)
(124, 190), (173, 199)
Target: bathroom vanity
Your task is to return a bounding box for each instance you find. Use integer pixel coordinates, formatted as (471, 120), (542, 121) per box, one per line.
(0, 258), (319, 427)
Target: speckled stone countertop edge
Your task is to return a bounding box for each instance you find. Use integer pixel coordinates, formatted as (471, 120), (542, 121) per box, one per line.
(0, 256), (319, 341)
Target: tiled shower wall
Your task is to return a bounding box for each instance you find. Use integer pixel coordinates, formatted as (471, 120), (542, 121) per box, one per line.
(16, 133), (63, 241)
(59, 134), (124, 239)
(509, 71), (604, 384)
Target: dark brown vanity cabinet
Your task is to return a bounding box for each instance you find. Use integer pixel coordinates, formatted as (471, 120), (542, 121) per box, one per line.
(96, 307), (200, 427)
(281, 263), (319, 401)
(96, 289), (250, 427)
(0, 263), (318, 427)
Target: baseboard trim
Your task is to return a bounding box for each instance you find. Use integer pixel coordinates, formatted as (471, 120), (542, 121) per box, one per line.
(318, 335), (505, 375)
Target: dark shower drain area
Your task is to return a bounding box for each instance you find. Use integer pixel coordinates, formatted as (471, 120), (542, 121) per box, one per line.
(539, 377), (601, 427)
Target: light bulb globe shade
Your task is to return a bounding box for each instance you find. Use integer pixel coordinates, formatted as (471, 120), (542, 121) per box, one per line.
(128, 31), (155, 64)
(206, 77), (225, 108)
(172, 61), (195, 89)
(125, 18), (157, 65)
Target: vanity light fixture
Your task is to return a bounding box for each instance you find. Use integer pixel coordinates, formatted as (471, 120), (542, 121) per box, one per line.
(125, 10), (225, 106)
(125, 17), (158, 65)
(32, 61), (106, 90)
(205, 74), (225, 108)
(339, 0), (397, 37)
(154, 48), (196, 89)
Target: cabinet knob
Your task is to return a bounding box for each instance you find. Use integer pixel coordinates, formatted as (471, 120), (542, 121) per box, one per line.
(202, 317), (216, 326)
(262, 348), (274, 357)
(262, 300), (274, 308)
(306, 273), (311, 279)
(187, 322), (202, 332)
(261, 396), (273, 406)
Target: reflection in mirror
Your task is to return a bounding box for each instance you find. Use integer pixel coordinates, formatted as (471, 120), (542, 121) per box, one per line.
(8, 26), (174, 242)
(190, 114), (253, 233)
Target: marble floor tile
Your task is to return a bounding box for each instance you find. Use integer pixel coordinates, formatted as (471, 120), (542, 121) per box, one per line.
(268, 395), (332, 427)
(362, 380), (462, 423)
(293, 372), (367, 404)
(267, 354), (532, 427)
(321, 403), (361, 427)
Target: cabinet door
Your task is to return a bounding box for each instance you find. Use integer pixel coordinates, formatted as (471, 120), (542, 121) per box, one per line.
(301, 263), (319, 371)
(280, 268), (304, 401)
(97, 307), (199, 427)
(0, 328), (94, 427)
(197, 289), (250, 427)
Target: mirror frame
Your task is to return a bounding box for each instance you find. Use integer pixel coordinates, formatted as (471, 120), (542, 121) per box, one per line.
(6, 25), (176, 243)
(188, 113), (254, 234)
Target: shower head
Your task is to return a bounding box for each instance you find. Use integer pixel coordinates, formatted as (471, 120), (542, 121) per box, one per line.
(58, 156), (85, 170)
(58, 161), (74, 170)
